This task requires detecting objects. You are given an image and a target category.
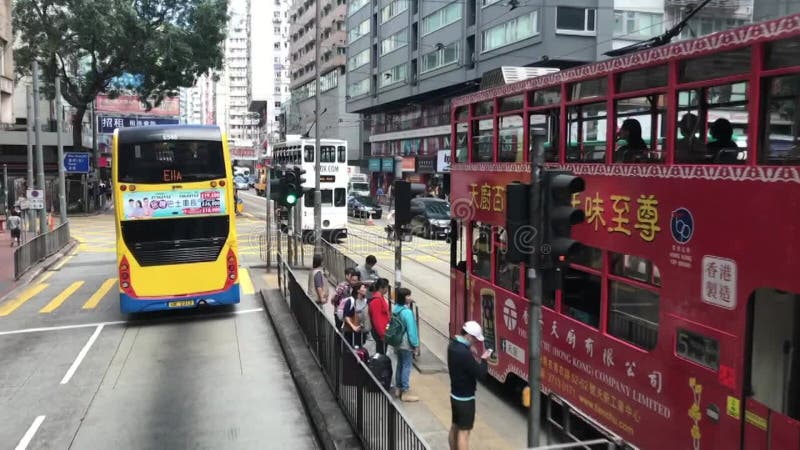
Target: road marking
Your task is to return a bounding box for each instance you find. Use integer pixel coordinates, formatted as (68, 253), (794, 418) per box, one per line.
(38, 272), (53, 283)
(82, 278), (118, 309)
(39, 281), (85, 313)
(50, 253), (76, 271)
(15, 415), (46, 450)
(0, 307), (265, 336)
(0, 284), (49, 317)
(239, 269), (255, 295)
(60, 324), (104, 384)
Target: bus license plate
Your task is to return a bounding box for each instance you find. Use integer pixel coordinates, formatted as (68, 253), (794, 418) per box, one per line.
(168, 300), (195, 308)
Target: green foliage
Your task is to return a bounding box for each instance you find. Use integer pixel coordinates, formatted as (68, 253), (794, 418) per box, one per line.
(13, 0), (228, 144)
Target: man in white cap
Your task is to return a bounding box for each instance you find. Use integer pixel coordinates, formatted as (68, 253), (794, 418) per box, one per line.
(447, 320), (492, 450)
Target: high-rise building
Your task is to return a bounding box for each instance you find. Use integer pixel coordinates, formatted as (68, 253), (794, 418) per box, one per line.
(345, 0), (763, 195)
(286, 0), (361, 160)
(224, 12), (253, 144)
(247, 0), (291, 151)
(0, 0), (14, 126)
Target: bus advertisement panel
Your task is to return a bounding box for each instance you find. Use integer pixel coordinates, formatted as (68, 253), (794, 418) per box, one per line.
(112, 125), (240, 313)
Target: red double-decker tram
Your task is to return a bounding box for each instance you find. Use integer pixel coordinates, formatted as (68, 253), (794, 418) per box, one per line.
(448, 15), (800, 450)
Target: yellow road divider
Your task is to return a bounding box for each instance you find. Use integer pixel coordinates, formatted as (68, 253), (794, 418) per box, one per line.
(82, 278), (118, 310)
(239, 269), (255, 295)
(40, 281), (85, 313)
(0, 284), (49, 316)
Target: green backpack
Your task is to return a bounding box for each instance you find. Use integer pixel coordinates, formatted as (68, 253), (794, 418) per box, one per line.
(385, 308), (407, 347)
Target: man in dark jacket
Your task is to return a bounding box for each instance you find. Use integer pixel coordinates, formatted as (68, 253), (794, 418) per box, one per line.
(447, 321), (491, 450)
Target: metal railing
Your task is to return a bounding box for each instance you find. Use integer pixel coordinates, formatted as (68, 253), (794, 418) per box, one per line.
(14, 222), (71, 279)
(277, 255), (430, 450)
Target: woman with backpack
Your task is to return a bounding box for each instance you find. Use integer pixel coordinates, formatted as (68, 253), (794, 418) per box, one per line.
(387, 287), (419, 402)
(342, 282), (370, 348)
(367, 278), (391, 354)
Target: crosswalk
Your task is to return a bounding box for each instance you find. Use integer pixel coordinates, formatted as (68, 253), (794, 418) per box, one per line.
(0, 269), (257, 318)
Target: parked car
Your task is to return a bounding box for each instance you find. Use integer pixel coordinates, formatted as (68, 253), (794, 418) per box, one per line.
(247, 173), (258, 188)
(410, 198), (450, 239)
(348, 195), (382, 219)
(234, 175), (250, 191)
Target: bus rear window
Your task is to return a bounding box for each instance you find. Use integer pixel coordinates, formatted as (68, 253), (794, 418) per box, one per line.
(118, 140), (226, 183)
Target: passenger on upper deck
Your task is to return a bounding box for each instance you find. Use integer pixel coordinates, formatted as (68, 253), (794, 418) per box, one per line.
(707, 118), (740, 163)
(675, 113), (708, 163)
(614, 119), (648, 163)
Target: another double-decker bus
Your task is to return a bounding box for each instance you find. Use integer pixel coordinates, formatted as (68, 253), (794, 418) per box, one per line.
(269, 136), (349, 240)
(113, 125), (240, 313)
(449, 15), (800, 450)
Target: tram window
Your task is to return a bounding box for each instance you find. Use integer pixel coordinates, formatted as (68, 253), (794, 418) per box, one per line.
(456, 131), (468, 163)
(499, 115), (523, 162)
(338, 146), (347, 162)
(765, 36), (800, 70)
(456, 106), (469, 121)
(476, 101), (494, 116)
(748, 288), (800, 420)
(610, 252), (661, 287)
(304, 145), (314, 162)
(305, 191), (314, 207)
(321, 146), (336, 162)
(500, 95), (524, 112)
(562, 268), (600, 328)
(494, 227), (519, 294)
(530, 87), (561, 107)
(471, 119), (494, 162)
(455, 223), (467, 272)
(320, 189), (333, 206)
(567, 102), (607, 163)
(614, 95), (666, 163)
(334, 188), (346, 206)
(617, 65), (668, 93)
(760, 74), (800, 165)
(679, 47), (750, 83)
(676, 328), (719, 371)
(608, 281), (659, 350)
(471, 222), (492, 280)
(530, 110), (560, 163)
(572, 245), (602, 270)
(570, 77), (606, 100)
(676, 82), (748, 164)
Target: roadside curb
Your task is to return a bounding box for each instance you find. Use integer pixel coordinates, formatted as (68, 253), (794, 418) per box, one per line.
(0, 239), (79, 304)
(414, 342), (448, 374)
(260, 289), (363, 450)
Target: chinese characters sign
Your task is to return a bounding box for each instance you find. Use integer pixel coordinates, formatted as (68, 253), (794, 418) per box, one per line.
(121, 189), (227, 220)
(574, 192), (662, 243)
(98, 115), (179, 134)
(701, 256), (737, 309)
(469, 183), (506, 213)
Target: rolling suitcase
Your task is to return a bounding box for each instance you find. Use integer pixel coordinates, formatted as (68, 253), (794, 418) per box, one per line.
(342, 345), (369, 387)
(366, 353), (393, 392)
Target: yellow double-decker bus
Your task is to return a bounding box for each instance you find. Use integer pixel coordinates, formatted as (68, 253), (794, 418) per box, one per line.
(112, 125), (240, 313)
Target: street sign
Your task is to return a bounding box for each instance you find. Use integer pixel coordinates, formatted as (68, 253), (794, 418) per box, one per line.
(26, 189), (44, 210)
(64, 152), (91, 173)
(97, 115), (180, 134)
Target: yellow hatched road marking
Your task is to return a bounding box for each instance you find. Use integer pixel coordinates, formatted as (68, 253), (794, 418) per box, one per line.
(38, 272), (54, 283)
(51, 254), (76, 271)
(0, 284), (49, 316)
(40, 281), (85, 313)
(239, 269), (255, 295)
(82, 278), (118, 309)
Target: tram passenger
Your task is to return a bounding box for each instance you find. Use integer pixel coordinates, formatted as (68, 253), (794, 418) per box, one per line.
(614, 118), (648, 163)
(706, 118), (740, 163)
(675, 113), (707, 163)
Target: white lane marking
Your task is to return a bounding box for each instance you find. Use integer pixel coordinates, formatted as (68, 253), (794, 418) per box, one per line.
(15, 415), (46, 450)
(0, 307), (264, 337)
(61, 324), (104, 384)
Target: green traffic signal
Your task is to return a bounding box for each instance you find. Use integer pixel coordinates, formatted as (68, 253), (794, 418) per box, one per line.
(286, 193), (298, 205)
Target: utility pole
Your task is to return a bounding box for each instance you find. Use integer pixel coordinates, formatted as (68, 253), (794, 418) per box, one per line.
(25, 84), (35, 233)
(2, 164), (7, 213)
(312, 0), (322, 255)
(265, 165), (272, 269)
(55, 77), (68, 225)
(526, 147), (544, 448)
(91, 99), (99, 211)
(32, 61), (47, 235)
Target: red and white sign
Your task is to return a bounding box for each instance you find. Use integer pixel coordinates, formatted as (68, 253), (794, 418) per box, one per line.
(95, 94), (180, 116)
(230, 147), (258, 161)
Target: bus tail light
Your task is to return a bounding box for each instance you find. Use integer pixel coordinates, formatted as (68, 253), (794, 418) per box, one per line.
(119, 256), (135, 295)
(225, 248), (238, 287)
(219, 180), (226, 187)
(211, 181), (218, 187)
(120, 185), (127, 191)
(129, 185), (136, 192)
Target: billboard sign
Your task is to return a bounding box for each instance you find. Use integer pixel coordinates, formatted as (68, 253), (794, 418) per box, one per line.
(98, 116), (180, 134)
(121, 189), (228, 220)
(95, 94), (180, 116)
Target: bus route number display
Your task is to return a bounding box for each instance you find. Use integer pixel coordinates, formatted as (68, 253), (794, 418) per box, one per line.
(122, 189), (228, 220)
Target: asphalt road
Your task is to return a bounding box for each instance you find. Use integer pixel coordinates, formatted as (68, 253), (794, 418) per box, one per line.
(0, 213), (317, 449)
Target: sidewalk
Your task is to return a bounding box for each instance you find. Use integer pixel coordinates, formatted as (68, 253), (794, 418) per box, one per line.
(253, 266), (527, 450)
(0, 229), (17, 299)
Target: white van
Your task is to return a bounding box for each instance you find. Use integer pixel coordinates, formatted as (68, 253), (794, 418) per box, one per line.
(348, 174), (370, 197)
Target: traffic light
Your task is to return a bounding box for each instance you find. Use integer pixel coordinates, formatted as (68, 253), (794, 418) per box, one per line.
(293, 167), (311, 199)
(269, 167), (283, 202)
(505, 182), (531, 264)
(541, 169), (585, 269)
(394, 180), (426, 227)
(282, 170), (299, 206)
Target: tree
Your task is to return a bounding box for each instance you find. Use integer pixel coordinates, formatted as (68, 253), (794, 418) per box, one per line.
(13, 0), (228, 149)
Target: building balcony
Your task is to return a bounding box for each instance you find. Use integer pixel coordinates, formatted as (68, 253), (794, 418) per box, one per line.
(665, 0), (740, 10)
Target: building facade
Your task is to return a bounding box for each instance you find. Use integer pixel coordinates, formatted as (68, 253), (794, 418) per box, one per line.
(0, 0), (13, 126)
(345, 0), (762, 196)
(286, 0), (361, 160)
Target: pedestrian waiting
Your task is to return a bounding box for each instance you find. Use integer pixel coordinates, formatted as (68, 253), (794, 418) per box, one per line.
(332, 267), (360, 330)
(341, 282), (370, 348)
(448, 321), (491, 450)
(367, 278), (391, 354)
(386, 287), (419, 402)
(307, 254), (329, 305)
(7, 209), (22, 247)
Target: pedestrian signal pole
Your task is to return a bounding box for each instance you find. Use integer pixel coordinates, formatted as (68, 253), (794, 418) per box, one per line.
(392, 181), (424, 291)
